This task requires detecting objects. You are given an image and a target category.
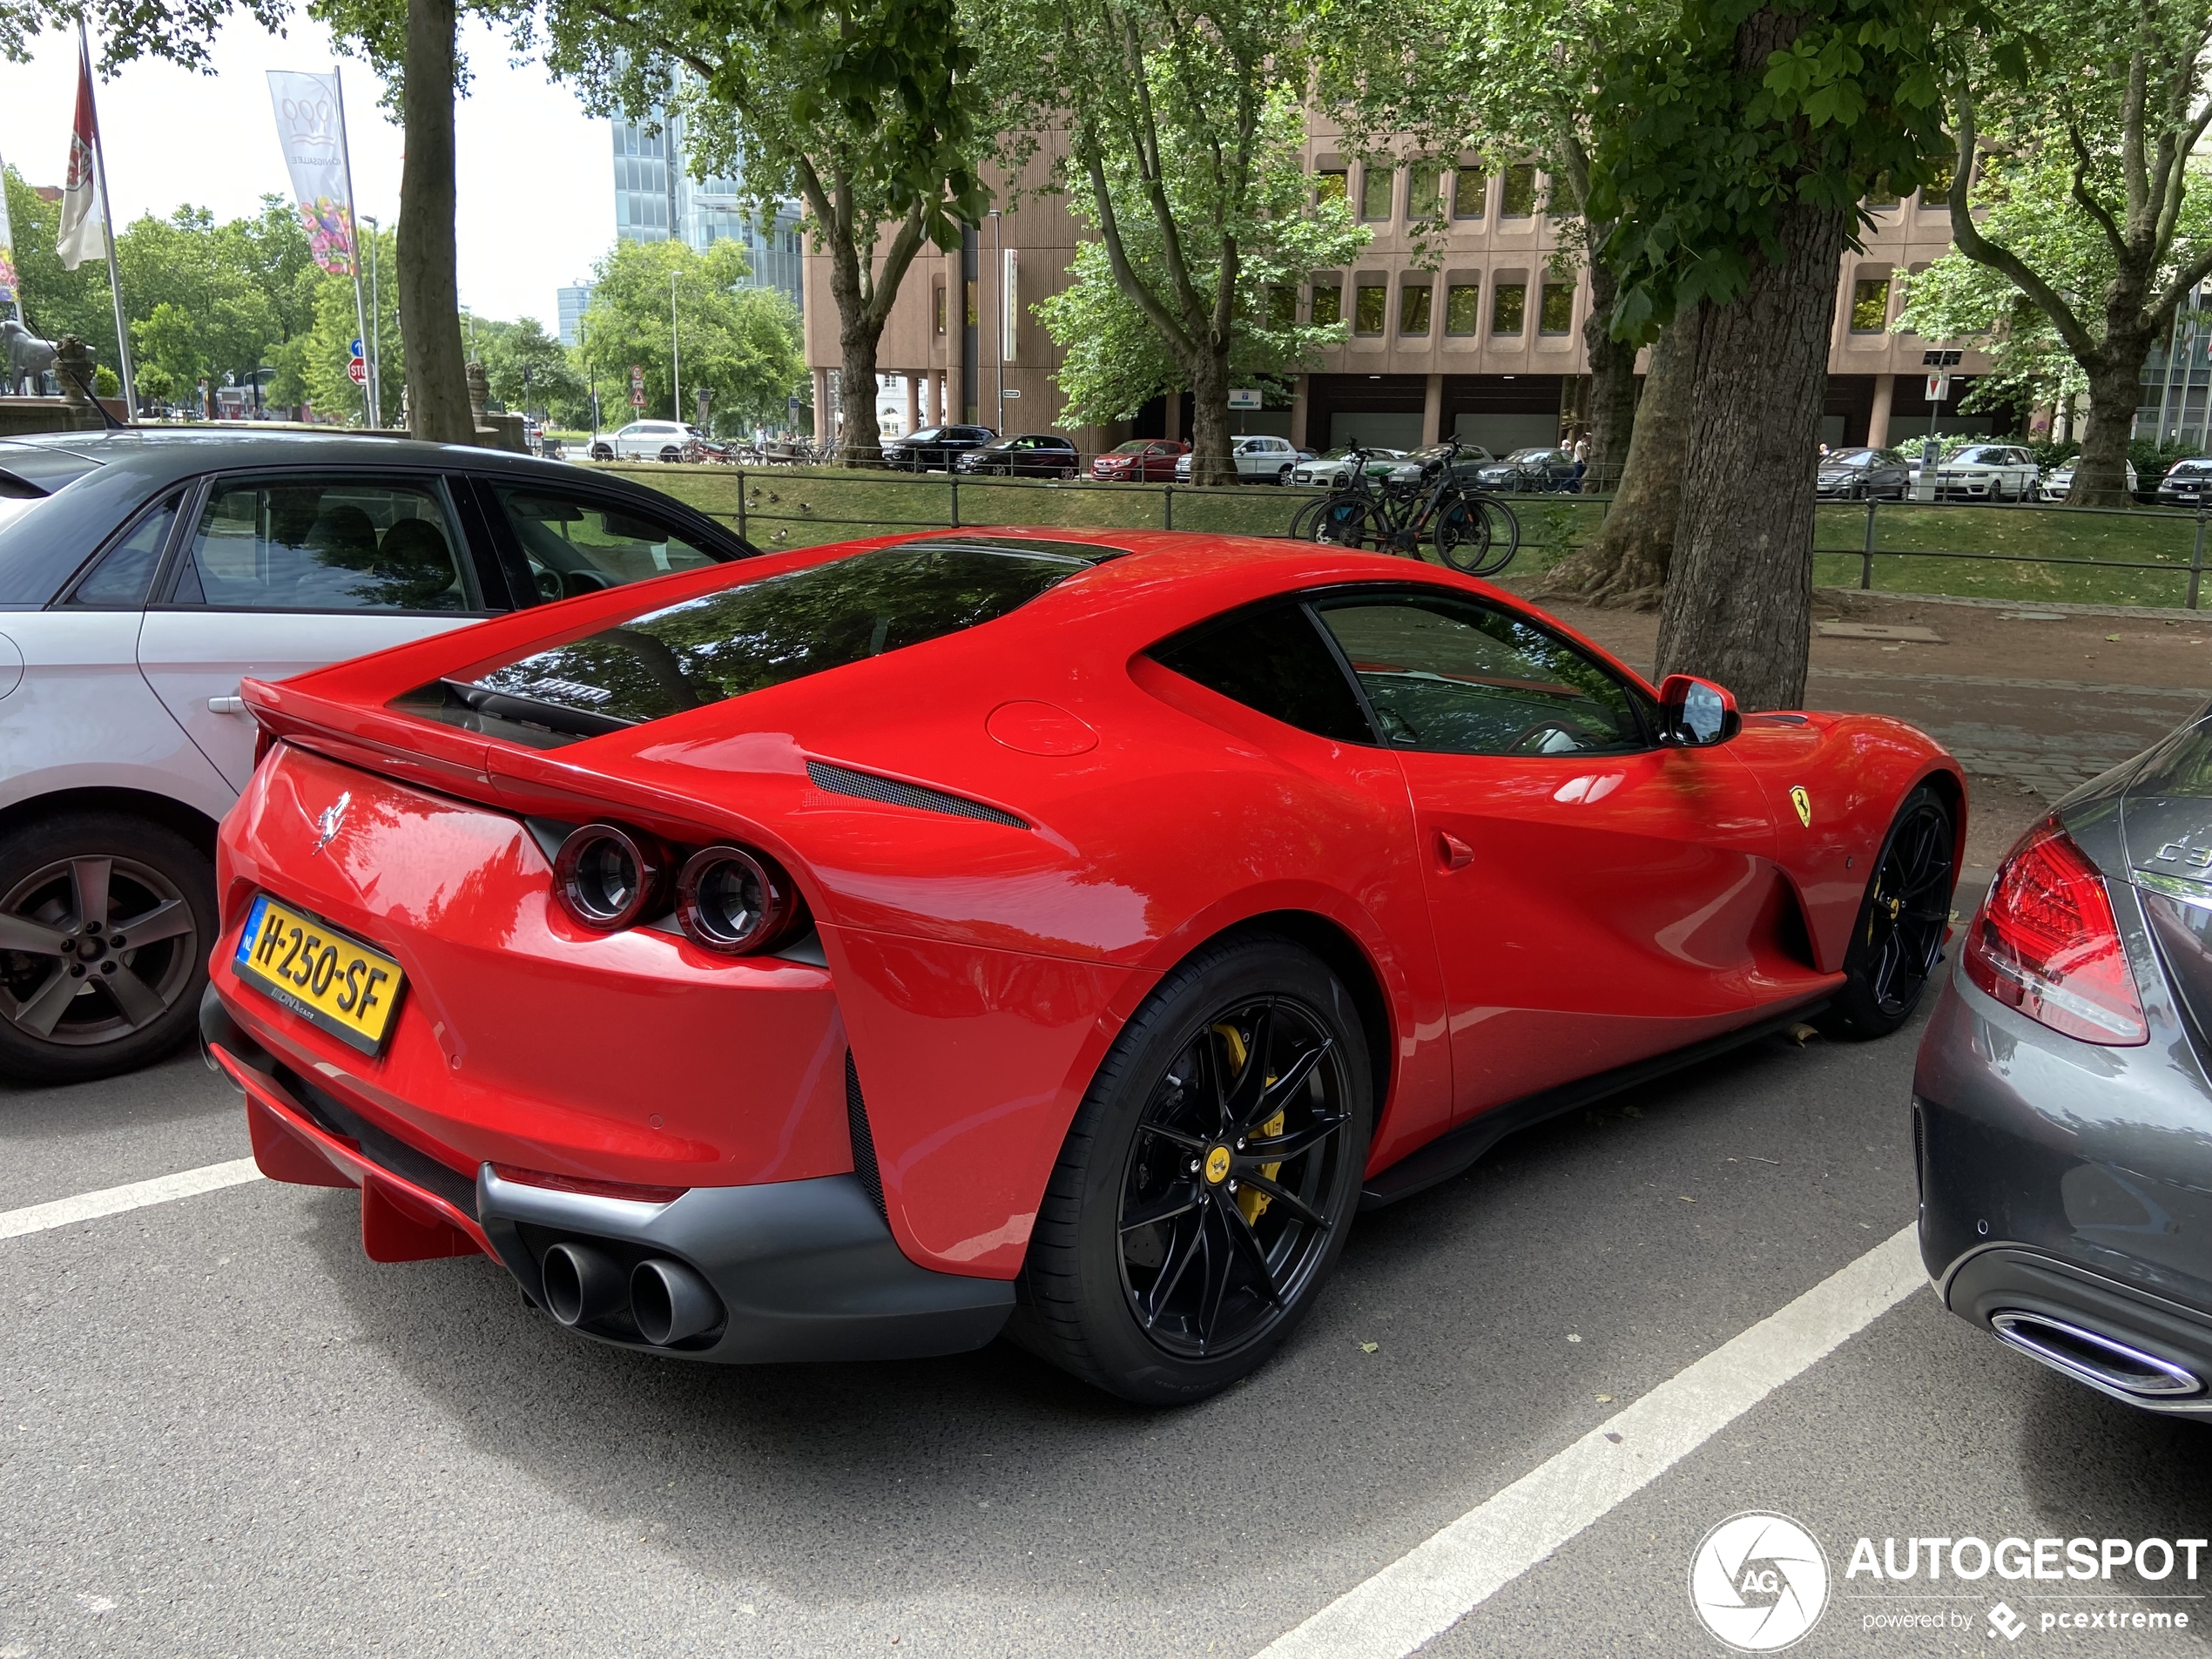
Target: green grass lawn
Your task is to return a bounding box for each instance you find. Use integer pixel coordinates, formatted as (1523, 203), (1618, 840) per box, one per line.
(595, 462), (2212, 610)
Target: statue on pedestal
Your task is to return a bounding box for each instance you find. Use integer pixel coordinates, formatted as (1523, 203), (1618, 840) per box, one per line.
(1, 319), (57, 397)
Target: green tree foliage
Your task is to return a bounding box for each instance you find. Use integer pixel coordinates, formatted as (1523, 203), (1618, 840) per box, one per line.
(1931, 0), (2212, 504)
(1035, 92), (1364, 428)
(1584, 0), (1969, 709)
(983, 0), (1337, 482)
(473, 316), (588, 427)
(4, 165), (124, 365)
(543, 0), (994, 462)
(281, 221), (402, 423)
(576, 237), (806, 437)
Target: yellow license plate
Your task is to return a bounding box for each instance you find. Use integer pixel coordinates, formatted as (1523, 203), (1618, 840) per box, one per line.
(235, 894), (406, 1056)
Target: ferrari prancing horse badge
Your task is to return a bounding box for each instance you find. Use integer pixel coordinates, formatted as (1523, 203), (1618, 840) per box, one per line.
(1790, 786), (1812, 827)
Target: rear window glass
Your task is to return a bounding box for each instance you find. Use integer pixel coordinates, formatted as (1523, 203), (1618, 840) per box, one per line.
(414, 540), (1114, 744)
(1150, 603), (1372, 743)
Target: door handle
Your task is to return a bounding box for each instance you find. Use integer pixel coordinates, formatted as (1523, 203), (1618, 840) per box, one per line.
(208, 695), (246, 714)
(1436, 831), (1474, 871)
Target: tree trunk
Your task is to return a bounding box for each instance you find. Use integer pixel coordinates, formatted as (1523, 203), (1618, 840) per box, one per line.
(1539, 308), (1700, 610)
(1655, 199), (1847, 710)
(2075, 346), (2149, 508)
(1580, 257), (1637, 493)
(1186, 347), (1233, 487)
(397, 0), (474, 445)
(838, 323), (884, 467)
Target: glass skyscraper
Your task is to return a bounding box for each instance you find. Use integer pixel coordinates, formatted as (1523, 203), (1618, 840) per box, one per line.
(610, 105), (804, 318)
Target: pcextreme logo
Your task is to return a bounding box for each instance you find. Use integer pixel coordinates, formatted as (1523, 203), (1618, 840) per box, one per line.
(1689, 1513), (1831, 1652)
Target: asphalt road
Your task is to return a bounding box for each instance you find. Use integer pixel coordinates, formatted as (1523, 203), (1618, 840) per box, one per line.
(6, 640), (2211, 1659)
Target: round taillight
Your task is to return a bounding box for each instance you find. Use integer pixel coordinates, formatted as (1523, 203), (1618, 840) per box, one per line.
(553, 824), (664, 931)
(675, 845), (797, 954)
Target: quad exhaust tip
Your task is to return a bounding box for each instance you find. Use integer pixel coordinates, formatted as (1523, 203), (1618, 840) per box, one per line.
(1990, 1310), (2202, 1399)
(541, 1241), (629, 1329)
(631, 1258), (721, 1346)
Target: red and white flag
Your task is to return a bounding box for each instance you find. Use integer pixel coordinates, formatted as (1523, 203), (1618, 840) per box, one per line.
(55, 36), (105, 272)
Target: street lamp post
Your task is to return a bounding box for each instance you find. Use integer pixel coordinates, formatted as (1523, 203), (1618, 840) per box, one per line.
(671, 271), (681, 423)
(990, 209), (1004, 435)
(361, 213), (381, 428)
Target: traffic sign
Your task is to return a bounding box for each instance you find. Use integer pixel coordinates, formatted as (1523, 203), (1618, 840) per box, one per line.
(349, 337), (364, 359)
(630, 364), (644, 388)
(631, 389), (646, 407)
(1925, 372), (1951, 403)
(347, 358), (368, 385)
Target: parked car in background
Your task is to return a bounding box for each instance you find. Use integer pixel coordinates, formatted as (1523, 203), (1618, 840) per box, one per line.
(1292, 447), (1408, 488)
(1917, 711), (2212, 1418)
(1091, 439), (1189, 482)
(954, 434), (1081, 478)
(1388, 442), (1495, 486)
(880, 425), (996, 472)
(2155, 457), (2212, 507)
(1474, 447), (1581, 493)
(1932, 443), (2040, 502)
(1816, 446), (1912, 499)
(589, 421), (713, 463)
(2041, 459), (2141, 502)
(1171, 435), (1301, 484)
(0, 430), (759, 1084)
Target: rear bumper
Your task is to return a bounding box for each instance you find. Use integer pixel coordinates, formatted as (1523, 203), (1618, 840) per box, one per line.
(202, 988), (1014, 1364)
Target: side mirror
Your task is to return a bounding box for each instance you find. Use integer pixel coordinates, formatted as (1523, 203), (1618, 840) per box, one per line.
(1657, 674), (1740, 746)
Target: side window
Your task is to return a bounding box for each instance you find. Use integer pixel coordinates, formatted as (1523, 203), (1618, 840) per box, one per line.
(167, 478), (473, 612)
(1313, 595), (1649, 756)
(66, 490), (182, 608)
(490, 487), (722, 603)
(1150, 603), (1372, 743)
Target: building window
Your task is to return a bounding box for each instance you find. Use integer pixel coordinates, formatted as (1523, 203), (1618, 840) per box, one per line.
(1501, 165), (1539, 218)
(1920, 153), (1956, 201)
(1453, 169), (1487, 219)
(1492, 282), (1527, 334)
(1445, 283), (1481, 334)
(1400, 285), (1433, 336)
(1354, 283), (1388, 335)
(934, 282), (947, 335)
(1360, 167), (1395, 222)
(1539, 283), (1575, 334)
(1268, 285), (1298, 328)
(1850, 276), (1892, 333)
(1317, 170), (1348, 206)
(1312, 281), (1343, 327)
(1409, 165), (1447, 219)
(1865, 174), (1900, 210)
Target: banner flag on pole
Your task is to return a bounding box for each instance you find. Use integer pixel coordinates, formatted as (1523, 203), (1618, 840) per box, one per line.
(0, 147), (20, 319)
(55, 40), (104, 272)
(267, 71), (358, 276)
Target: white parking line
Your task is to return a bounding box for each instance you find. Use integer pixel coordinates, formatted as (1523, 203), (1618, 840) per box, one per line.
(0, 1158), (264, 1241)
(1254, 1225), (1925, 1659)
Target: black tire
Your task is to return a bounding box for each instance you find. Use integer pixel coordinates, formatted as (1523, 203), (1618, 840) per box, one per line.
(1817, 785), (1956, 1042)
(1277, 463), (1293, 486)
(0, 813), (215, 1085)
(1295, 495), (1377, 548)
(1010, 935), (1372, 1404)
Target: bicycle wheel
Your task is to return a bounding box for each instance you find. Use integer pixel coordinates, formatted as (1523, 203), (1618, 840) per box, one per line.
(1302, 495), (1377, 548)
(1432, 496), (1491, 573)
(1448, 495), (1520, 577)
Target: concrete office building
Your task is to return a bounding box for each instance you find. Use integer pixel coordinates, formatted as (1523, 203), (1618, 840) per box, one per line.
(802, 127), (2027, 455)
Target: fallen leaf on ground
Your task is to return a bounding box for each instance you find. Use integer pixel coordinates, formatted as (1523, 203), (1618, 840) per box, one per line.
(1596, 1394), (1614, 1404)
(1681, 1195), (1696, 1203)
(2107, 633), (2122, 643)
(1359, 1341), (1379, 1354)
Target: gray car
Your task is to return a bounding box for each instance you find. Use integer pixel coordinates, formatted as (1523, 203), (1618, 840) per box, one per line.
(1916, 709), (2212, 1414)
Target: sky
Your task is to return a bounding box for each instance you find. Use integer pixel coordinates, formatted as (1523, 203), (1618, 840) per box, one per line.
(0, 14), (612, 332)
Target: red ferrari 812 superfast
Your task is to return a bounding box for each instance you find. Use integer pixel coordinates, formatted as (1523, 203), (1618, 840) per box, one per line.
(203, 529), (1963, 1402)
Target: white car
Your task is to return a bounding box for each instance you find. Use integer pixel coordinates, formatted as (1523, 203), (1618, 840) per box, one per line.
(588, 421), (710, 463)
(0, 430), (754, 1084)
(1172, 435), (1301, 484)
(1931, 442), (2040, 502)
(1291, 447), (1409, 488)
(2042, 459), (2139, 501)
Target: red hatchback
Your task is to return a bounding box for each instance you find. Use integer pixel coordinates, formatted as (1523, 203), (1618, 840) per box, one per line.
(1091, 438), (1189, 481)
(206, 529), (1962, 1401)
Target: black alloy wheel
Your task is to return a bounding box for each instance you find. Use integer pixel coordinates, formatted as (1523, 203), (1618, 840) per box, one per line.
(1818, 785), (1957, 1041)
(0, 813), (214, 1084)
(1012, 936), (1372, 1403)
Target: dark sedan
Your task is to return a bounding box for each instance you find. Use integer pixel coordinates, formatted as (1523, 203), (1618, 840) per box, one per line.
(1917, 709), (2212, 1416)
(880, 425), (995, 472)
(1474, 447), (1579, 493)
(2155, 457), (2212, 507)
(1816, 446), (1912, 499)
(953, 433), (1080, 477)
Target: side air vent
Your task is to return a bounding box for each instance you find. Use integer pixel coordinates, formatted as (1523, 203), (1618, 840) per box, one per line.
(806, 759), (1027, 829)
(846, 1050), (888, 1224)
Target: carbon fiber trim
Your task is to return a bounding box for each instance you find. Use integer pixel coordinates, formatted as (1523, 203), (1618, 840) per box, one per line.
(845, 1050), (887, 1224)
(806, 759), (1028, 828)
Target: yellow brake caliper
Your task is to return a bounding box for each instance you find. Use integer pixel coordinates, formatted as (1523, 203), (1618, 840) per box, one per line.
(1213, 1022), (1284, 1225)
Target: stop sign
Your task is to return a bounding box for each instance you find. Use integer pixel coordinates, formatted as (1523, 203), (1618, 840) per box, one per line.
(347, 358), (368, 385)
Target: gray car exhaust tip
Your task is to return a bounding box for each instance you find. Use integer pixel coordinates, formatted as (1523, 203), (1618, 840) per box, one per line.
(1991, 1310), (2202, 1399)
(542, 1242), (629, 1329)
(631, 1258), (722, 1346)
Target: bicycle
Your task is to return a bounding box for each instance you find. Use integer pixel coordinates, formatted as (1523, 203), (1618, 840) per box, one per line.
(1289, 435), (1521, 577)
